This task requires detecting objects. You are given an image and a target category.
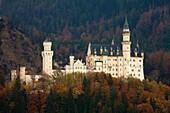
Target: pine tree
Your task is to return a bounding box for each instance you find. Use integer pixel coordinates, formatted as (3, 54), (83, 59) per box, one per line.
(0, 70), (5, 87)
(45, 89), (56, 113)
(67, 88), (75, 113)
(11, 75), (26, 113)
(121, 92), (129, 113)
(150, 96), (156, 112)
(108, 75), (113, 87)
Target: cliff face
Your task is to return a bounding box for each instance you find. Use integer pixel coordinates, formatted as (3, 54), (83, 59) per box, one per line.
(0, 17), (41, 76)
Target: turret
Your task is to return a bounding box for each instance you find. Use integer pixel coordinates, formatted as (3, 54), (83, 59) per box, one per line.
(117, 47), (120, 56)
(112, 39), (114, 45)
(20, 67), (26, 76)
(69, 55), (74, 69)
(43, 39), (52, 51)
(87, 42), (91, 56)
(100, 46), (103, 55)
(110, 47), (113, 55)
(41, 38), (54, 75)
(11, 70), (17, 80)
(94, 48), (97, 56)
(134, 48), (138, 57)
(141, 51), (144, 58)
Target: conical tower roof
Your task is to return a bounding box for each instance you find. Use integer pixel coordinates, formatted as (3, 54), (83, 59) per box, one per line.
(123, 16), (129, 29)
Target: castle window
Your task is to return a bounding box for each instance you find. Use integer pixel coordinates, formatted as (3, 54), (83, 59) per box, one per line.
(138, 70), (140, 72)
(132, 69), (134, 72)
(138, 74), (140, 76)
(133, 59), (135, 62)
(139, 60), (141, 62)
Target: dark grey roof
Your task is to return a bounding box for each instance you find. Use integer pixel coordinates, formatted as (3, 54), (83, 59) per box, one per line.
(90, 44), (123, 56)
(44, 38), (51, 42)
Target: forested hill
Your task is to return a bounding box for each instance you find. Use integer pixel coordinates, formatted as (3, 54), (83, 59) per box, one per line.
(0, 18), (41, 78)
(0, 0), (170, 84)
(0, 0), (170, 53)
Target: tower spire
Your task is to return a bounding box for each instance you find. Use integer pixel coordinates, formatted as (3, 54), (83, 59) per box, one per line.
(124, 16), (129, 29)
(136, 40), (139, 49)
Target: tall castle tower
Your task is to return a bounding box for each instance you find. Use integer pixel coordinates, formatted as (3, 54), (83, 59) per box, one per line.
(41, 39), (53, 75)
(122, 17), (131, 58)
(122, 17), (131, 76)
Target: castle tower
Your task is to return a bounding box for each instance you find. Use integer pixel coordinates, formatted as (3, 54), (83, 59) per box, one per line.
(69, 55), (74, 72)
(41, 39), (53, 75)
(20, 67), (26, 82)
(122, 17), (131, 76)
(122, 17), (131, 58)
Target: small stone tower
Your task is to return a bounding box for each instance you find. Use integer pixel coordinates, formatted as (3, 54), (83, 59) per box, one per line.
(41, 39), (53, 75)
(69, 55), (74, 72)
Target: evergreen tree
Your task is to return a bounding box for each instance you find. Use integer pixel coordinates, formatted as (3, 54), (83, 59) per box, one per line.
(45, 89), (56, 113)
(108, 75), (113, 87)
(0, 70), (5, 87)
(0, 97), (9, 113)
(158, 52), (164, 82)
(150, 97), (156, 112)
(67, 88), (75, 113)
(95, 73), (99, 82)
(121, 92), (129, 113)
(11, 75), (26, 113)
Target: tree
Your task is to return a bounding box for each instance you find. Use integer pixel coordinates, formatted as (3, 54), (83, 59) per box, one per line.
(10, 75), (27, 113)
(108, 75), (113, 87)
(67, 88), (75, 113)
(150, 97), (156, 112)
(121, 92), (129, 113)
(0, 70), (5, 87)
(45, 89), (58, 113)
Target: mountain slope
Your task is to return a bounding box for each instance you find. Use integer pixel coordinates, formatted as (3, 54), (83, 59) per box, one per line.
(0, 17), (41, 77)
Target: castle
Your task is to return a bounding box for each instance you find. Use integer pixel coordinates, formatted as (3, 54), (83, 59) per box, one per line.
(11, 18), (144, 84)
(64, 18), (144, 80)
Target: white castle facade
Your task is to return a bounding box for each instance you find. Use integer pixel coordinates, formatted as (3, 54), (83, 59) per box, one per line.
(63, 18), (144, 80)
(11, 18), (144, 83)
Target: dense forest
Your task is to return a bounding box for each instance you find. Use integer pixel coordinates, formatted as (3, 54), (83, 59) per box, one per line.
(0, 0), (170, 84)
(1, 72), (170, 113)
